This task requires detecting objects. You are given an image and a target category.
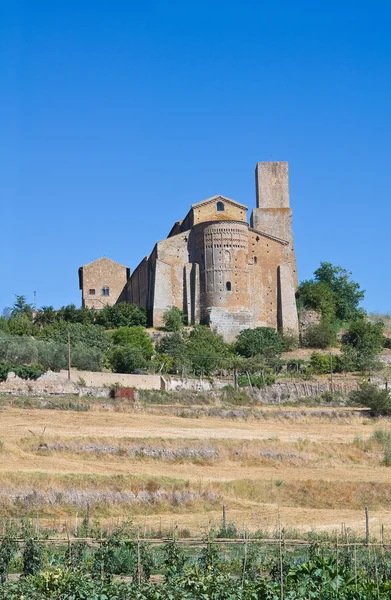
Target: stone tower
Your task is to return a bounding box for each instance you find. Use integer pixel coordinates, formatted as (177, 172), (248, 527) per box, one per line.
(251, 162), (297, 286)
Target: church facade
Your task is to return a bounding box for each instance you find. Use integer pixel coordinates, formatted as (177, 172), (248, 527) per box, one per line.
(79, 162), (299, 341)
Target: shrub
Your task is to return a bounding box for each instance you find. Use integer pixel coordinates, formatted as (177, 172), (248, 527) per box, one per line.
(39, 322), (109, 351)
(186, 326), (229, 375)
(281, 329), (299, 351)
(71, 343), (103, 372)
(163, 307), (186, 332)
(13, 364), (45, 380)
(36, 340), (68, 371)
(96, 302), (147, 328)
(301, 321), (336, 349)
(108, 346), (148, 374)
(110, 326), (153, 359)
(235, 327), (283, 360)
(238, 372), (276, 388)
(342, 320), (384, 354)
(0, 334), (38, 365)
(310, 353), (340, 375)
(349, 383), (391, 415)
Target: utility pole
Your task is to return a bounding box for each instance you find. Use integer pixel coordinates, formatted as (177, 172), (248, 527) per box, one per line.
(68, 330), (71, 381)
(330, 352), (333, 385)
(33, 291), (37, 310)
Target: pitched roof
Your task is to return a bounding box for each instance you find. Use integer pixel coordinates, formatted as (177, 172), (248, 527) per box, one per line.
(191, 195), (248, 211)
(79, 256), (129, 270)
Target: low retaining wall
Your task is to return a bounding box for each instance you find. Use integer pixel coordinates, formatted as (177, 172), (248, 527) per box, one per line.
(0, 370), (164, 396)
(60, 370), (164, 390)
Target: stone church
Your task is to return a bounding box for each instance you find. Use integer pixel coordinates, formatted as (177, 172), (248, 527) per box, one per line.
(79, 162), (299, 341)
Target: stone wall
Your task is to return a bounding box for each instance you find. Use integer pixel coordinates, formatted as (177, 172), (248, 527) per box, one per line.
(0, 370), (164, 396)
(63, 370), (164, 389)
(79, 257), (129, 309)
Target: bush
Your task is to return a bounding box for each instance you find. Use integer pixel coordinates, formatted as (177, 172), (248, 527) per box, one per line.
(310, 353), (340, 375)
(108, 346), (148, 373)
(185, 326), (229, 375)
(235, 327), (283, 361)
(13, 364), (45, 380)
(238, 372), (276, 388)
(0, 363), (45, 381)
(163, 307), (186, 332)
(96, 302), (147, 329)
(301, 321), (336, 349)
(36, 340), (68, 371)
(349, 383), (391, 415)
(71, 343), (103, 372)
(281, 329), (299, 351)
(39, 322), (109, 351)
(110, 326), (153, 359)
(0, 334), (38, 365)
(342, 320), (384, 354)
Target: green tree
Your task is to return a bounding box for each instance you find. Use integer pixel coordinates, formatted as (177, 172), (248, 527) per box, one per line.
(33, 305), (58, 327)
(38, 322), (109, 351)
(11, 295), (33, 318)
(96, 302), (147, 329)
(110, 326), (153, 359)
(314, 262), (365, 321)
(342, 320), (384, 354)
(341, 320), (384, 374)
(349, 383), (391, 415)
(297, 262), (365, 324)
(108, 346), (148, 373)
(235, 327), (283, 362)
(7, 314), (38, 336)
(156, 333), (186, 359)
(163, 307), (186, 332)
(296, 281), (336, 322)
(185, 326), (228, 375)
(56, 304), (97, 324)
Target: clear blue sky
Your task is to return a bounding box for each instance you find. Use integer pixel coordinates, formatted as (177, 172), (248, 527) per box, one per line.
(1, 0), (390, 313)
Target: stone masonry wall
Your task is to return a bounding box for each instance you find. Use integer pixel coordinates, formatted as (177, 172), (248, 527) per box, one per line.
(80, 257), (129, 309)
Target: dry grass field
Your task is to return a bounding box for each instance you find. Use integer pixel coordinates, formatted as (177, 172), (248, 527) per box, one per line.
(1, 397), (391, 538)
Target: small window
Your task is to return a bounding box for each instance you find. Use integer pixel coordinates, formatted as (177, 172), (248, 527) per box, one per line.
(101, 286), (110, 297)
(216, 201), (224, 212)
(226, 281), (231, 291)
(88, 288), (96, 295)
(253, 256), (257, 264)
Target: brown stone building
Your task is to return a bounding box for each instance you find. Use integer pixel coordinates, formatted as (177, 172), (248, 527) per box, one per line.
(78, 162), (299, 341)
(78, 257), (129, 309)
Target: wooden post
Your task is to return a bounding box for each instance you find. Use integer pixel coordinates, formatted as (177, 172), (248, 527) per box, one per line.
(335, 533), (339, 597)
(67, 330), (71, 380)
(222, 505), (227, 531)
(278, 512), (284, 600)
(365, 506), (369, 545)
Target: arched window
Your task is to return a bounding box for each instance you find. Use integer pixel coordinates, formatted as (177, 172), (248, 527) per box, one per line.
(216, 201), (224, 212)
(226, 281), (231, 291)
(101, 285), (110, 297)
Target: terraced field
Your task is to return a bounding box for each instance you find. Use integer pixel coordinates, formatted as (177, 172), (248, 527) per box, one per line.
(1, 397), (391, 538)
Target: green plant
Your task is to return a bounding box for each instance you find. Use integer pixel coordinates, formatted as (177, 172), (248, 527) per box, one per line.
(108, 346), (148, 373)
(185, 326), (229, 375)
(235, 327), (284, 360)
(110, 326), (153, 359)
(349, 383), (391, 415)
(309, 352), (340, 374)
(163, 306), (187, 331)
(22, 537), (44, 577)
(301, 321), (337, 348)
(297, 261), (366, 323)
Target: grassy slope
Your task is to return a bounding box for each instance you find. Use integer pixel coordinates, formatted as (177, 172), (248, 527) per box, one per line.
(1, 399), (391, 538)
